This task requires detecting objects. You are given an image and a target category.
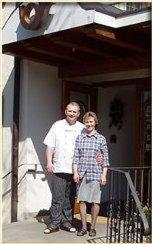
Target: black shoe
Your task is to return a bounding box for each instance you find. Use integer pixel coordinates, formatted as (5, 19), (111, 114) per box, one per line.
(77, 228), (87, 236)
(44, 226), (59, 234)
(60, 224), (76, 232)
(89, 229), (96, 237)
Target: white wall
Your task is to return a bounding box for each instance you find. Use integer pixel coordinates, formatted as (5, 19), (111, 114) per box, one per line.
(18, 60), (62, 220)
(2, 54), (15, 224)
(98, 85), (136, 167)
(2, 57), (62, 223)
(2, 2), (16, 27)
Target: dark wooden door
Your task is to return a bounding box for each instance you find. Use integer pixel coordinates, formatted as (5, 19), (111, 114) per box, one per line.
(62, 80), (98, 122)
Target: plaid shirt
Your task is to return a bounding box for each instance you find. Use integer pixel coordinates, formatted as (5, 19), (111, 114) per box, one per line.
(73, 131), (109, 181)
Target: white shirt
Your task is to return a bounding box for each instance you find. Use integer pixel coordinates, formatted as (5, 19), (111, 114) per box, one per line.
(43, 119), (84, 173)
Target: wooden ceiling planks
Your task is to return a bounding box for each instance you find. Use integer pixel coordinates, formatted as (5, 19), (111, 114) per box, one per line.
(58, 54), (150, 78)
(3, 42), (71, 66)
(2, 22), (150, 77)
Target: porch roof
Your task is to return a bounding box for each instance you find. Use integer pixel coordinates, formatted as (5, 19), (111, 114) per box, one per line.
(2, 2), (151, 45)
(2, 3), (151, 79)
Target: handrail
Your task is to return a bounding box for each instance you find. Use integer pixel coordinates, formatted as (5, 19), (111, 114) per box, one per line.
(2, 170), (12, 179)
(125, 172), (150, 236)
(109, 168), (151, 236)
(109, 166), (150, 169)
(2, 163), (44, 179)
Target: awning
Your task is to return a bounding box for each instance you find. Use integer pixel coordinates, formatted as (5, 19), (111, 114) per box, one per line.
(2, 3), (151, 78)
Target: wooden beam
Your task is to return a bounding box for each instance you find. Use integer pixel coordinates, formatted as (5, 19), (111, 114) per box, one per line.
(59, 55), (150, 78)
(23, 39), (83, 63)
(93, 77), (151, 88)
(86, 28), (147, 54)
(3, 44), (69, 66)
(49, 32), (114, 58)
(25, 46), (82, 63)
(11, 57), (20, 222)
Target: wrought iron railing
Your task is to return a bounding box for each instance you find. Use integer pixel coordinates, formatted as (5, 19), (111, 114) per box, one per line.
(88, 167), (151, 243)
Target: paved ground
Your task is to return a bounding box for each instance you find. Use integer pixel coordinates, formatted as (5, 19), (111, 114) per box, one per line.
(2, 214), (107, 243)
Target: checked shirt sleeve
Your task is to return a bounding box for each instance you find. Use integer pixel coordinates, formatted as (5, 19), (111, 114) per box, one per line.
(73, 136), (81, 165)
(101, 137), (109, 167)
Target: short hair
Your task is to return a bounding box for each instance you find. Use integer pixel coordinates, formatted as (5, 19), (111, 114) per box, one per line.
(83, 111), (98, 124)
(66, 102), (80, 111)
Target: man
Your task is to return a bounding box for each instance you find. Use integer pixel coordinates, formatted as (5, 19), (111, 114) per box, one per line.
(43, 102), (84, 234)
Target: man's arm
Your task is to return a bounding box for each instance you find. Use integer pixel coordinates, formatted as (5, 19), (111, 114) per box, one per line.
(45, 147), (55, 172)
(96, 154), (104, 165)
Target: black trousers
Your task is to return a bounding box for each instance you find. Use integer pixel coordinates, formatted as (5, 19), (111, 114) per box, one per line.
(48, 173), (76, 228)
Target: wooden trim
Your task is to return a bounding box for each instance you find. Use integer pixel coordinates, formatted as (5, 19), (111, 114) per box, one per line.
(135, 82), (151, 167)
(59, 55), (150, 78)
(86, 27), (146, 54)
(23, 38), (82, 63)
(50, 32), (113, 58)
(93, 77), (151, 88)
(62, 80), (98, 117)
(90, 86), (98, 114)
(11, 57), (21, 222)
(3, 42), (71, 66)
(136, 85), (142, 167)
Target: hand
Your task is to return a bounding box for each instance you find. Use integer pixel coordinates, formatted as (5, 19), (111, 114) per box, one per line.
(73, 173), (79, 183)
(45, 162), (54, 173)
(96, 154), (104, 165)
(100, 175), (107, 186)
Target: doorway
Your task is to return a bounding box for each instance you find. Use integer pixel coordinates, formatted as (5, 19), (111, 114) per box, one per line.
(62, 80), (98, 214)
(62, 80), (98, 122)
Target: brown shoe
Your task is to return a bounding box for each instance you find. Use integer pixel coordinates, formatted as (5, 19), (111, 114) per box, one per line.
(77, 228), (87, 236)
(44, 226), (59, 234)
(89, 229), (96, 237)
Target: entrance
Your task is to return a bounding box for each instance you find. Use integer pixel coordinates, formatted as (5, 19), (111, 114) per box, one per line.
(62, 80), (98, 122)
(62, 80), (98, 213)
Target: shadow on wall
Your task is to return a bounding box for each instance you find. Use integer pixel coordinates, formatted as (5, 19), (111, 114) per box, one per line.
(2, 69), (14, 128)
(2, 65), (61, 206)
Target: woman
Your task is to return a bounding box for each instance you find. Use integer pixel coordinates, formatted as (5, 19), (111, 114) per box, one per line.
(73, 111), (109, 237)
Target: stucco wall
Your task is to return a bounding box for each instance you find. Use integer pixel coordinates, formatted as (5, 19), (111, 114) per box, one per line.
(2, 54), (15, 224)
(18, 60), (62, 220)
(98, 85), (136, 167)
(2, 57), (62, 224)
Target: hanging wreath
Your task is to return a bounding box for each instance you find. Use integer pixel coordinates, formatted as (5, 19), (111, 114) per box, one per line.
(109, 98), (124, 130)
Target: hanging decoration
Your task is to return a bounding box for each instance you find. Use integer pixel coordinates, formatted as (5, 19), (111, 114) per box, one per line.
(19, 3), (52, 30)
(109, 97), (124, 130)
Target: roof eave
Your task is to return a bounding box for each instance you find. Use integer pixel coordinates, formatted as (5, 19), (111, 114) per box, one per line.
(94, 10), (151, 28)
